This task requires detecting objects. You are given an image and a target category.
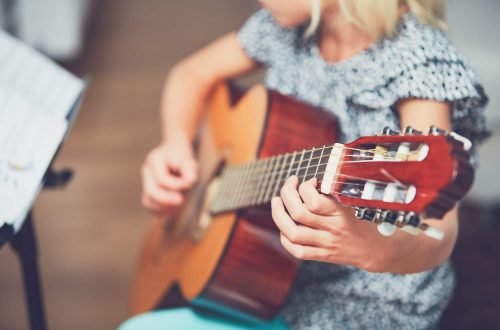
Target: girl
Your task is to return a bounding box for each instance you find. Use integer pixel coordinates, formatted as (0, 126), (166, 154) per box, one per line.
(132, 0), (489, 328)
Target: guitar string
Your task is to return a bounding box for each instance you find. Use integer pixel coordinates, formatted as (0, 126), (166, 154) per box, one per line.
(225, 151), (420, 180)
(220, 158), (415, 208)
(223, 155), (414, 194)
(214, 170), (413, 211)
(217, 146), (423, 209)
(213, 175), (415, 211)
(227, 147), (424, 172)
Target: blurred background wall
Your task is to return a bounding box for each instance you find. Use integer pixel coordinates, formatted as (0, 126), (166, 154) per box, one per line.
(0, 0), (498, 329)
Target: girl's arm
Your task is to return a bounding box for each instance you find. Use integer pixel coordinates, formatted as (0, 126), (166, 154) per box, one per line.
(161, 32), (258, 143)
(141, 32), (258, 215)
(271, 99), (460, 274)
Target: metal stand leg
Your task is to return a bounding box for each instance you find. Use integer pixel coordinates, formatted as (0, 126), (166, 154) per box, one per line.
(10, 212), (48, 330)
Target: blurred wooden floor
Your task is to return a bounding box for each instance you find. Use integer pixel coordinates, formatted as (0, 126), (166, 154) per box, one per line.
(0, 1), (256, 329)
(1, 1), (499, 329)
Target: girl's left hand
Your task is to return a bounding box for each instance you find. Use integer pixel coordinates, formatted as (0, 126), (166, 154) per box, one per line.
(271, 175), (389, 272)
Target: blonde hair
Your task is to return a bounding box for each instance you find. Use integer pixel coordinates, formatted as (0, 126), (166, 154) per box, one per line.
(306, 0), (447, 40)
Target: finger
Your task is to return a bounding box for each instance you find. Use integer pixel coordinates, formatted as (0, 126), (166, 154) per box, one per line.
(299, 178), (340, 216)
(280, 175), (304, 218)
(149, 159), (193, 190)
(177, 158), (198, 185)
(143, 167), (184, 206)
(272, 197), (335, 247)
(169, 155), (198, 186)
(141, 194), (178, 216)
(271, 196), (298, 238)
(280, 234), (334, 262)
(280, 177), (329, 230)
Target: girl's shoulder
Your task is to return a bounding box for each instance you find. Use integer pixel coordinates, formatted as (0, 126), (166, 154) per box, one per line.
(381, 13), (472, 72)
(355, 12), (488, 110)
(237, 9), (303, 66)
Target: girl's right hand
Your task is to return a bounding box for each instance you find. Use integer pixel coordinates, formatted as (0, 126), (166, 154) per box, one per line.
(141, 136), (198, 216)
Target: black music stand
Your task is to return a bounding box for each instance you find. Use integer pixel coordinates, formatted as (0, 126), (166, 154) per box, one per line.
(0, 89), (84, 330)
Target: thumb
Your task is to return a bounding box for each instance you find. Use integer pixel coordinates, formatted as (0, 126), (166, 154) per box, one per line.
(179, 157), (198, 183)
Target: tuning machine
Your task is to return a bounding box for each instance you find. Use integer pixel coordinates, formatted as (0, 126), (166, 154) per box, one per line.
(354, 207), (375, 221)
(354, 207), (397, 236)
(449, 132), (472, 151)
(428, 125), (447, 135)
(382, 127), (400, 136)
(399, 212), (444, 240)
(354, 207), (444, 240)
(428, 125), (472, 151)
(404, 126), (422, 135)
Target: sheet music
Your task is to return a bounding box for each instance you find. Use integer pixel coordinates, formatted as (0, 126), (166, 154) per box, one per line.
(0, 31), (84, 118)
(0, 31), (84, 231)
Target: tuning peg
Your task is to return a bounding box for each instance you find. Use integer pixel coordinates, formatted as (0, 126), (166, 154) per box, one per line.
(377, 222), (396, 236)
(353, 207), (376, 222)
(401, 226), (421, 235)
(428, 125), (447, 135)
(402, 213), (445, 241)
(354, 207), (365, 219)
(404, 212), (421, 227)
(449, 132), (472, 151)
(382, 127), (399, 135)
(380, 210), (398, 224)
(422, 224), (444, 240)
(404, 126), (422, 135)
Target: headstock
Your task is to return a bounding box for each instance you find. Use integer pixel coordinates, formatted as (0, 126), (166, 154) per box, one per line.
(320, 126), (474, 240)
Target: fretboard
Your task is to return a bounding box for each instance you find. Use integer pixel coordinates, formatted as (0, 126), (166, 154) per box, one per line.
(210, 144), (335, 214)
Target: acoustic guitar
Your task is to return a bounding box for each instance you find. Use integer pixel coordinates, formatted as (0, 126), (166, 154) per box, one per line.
(129, 82), (474, 321)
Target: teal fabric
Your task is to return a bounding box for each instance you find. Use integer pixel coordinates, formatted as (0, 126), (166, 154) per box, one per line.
(118, 308), (289, 330)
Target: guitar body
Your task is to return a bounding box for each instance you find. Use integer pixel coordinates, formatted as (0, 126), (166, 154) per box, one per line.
(129, 83), (338, 320)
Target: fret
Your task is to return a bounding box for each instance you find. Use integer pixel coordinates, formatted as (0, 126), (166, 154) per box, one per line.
(256, 156), (277, 205)
(230, 164), (245, 210)
(271, 153), (291, 198)
(317, 145), (334, 180)
(251, 158), (272, 206)
(294, 150), (306, 177)
(285, 151), (297, 182)
(220, 166), (236, 212)
(212, 167), (230, 212)
(263, 154), (285, 203)
(304, 147), (323, 181)
(313, 145), (326, 179)
(248, 159), (264, 206)
(239, 162), (255, 208)
(235, 163), (251, 209)
(297, 149), (312, 184)
(239, 163), (253, 209)
(225, 165), (237, 211)
(287, 151), (301, 183)
(303, 147), (316, 182)
(245, 161), (260, 208)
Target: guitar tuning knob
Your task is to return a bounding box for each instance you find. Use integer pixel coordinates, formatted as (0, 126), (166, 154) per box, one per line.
(354, 207), (377, 222)
(428, 125), (447, 135)
(354, 207), (365, 219)
(404, 126), (422, 135)
(402, 212), (445, 241)
(377, 222), (396, 236)
(376, 210), (398, 236)
(382, 127), (399, 136)
(449, 132), (472, 151)
(422, 225), (444, 240)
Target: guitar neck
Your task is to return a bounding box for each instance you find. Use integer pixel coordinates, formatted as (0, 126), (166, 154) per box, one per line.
(210, 144), (337, 214)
